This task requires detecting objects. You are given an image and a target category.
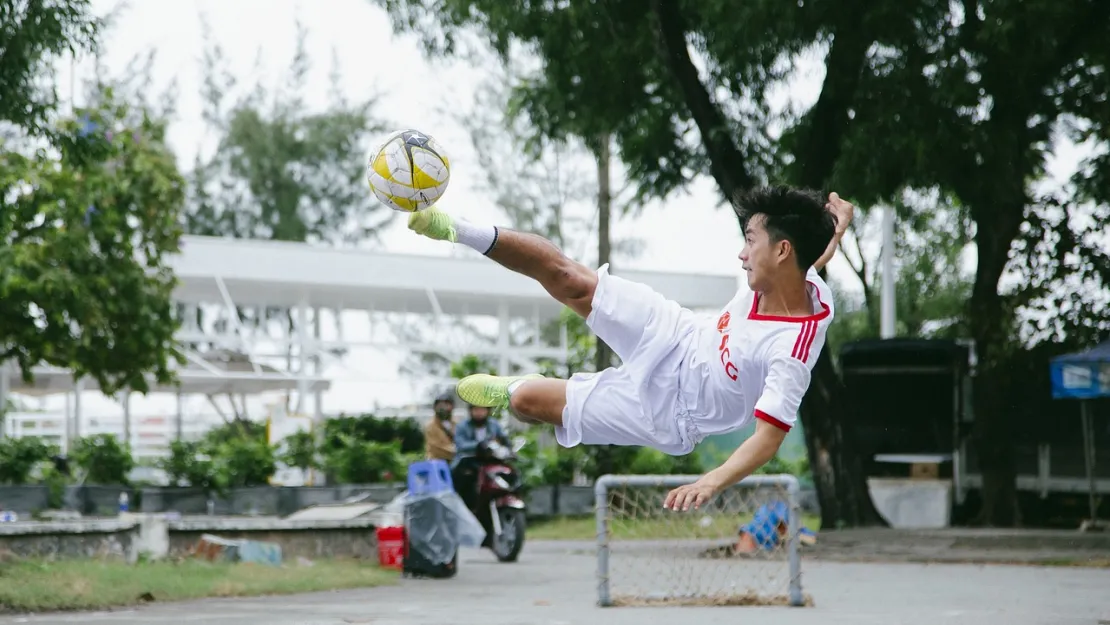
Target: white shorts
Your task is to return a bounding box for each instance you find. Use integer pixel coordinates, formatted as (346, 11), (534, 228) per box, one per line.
(554, 264), (701, 456)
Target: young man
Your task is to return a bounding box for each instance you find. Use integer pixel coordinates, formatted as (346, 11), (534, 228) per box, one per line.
(408, 186), (854, 512)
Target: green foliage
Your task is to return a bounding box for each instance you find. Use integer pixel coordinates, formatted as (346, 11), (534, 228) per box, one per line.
(536, 308), (598, 378)
(211, 436), (276, 489)
(449, 354), (497, 379)
(279, 431), (319, 472)
(624, 447), (703, 476)
(0, 437), (57, 485)
(753, 454), (811, 482)
(0, 0), (100, 132)
(39, 463), (68, 509)
(376, 0), (707, 202)
(188, 20), (390, 245)
(514, 427), (705, 488)
(71, 434), (134, 485)
(0, 89), (186, 395)
(159, 422), (275, 491)
(201, 421), (267, 448)
(160, 440), (219, 491)
(515, 432), (590, 489)
(321, 437), (407, 484)
(321, 415), (423, 455)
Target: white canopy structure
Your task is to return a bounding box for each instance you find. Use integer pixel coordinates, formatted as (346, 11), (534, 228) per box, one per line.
(1, 234), (739, 454)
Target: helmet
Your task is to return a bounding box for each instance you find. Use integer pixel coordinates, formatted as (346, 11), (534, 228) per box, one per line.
(433, 390), (456, 405)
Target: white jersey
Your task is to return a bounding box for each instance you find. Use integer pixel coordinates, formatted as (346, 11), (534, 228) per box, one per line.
(681, 267), (834, 437)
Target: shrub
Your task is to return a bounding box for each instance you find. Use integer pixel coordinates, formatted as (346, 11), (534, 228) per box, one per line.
(160, 440), (220, 491)
(321, 414), (423, 455)
(278, 430), (319, 473)
(0, 436), (57, 485)
(158, 421), (277, 491)
(213, 435), (276, 489)
(72, 434), (134, 485)
(322, 437), (406, 484)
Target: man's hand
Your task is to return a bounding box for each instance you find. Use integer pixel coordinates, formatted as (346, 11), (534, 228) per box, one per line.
(663, 476), (723, 512)
(826, 192), (855, 234)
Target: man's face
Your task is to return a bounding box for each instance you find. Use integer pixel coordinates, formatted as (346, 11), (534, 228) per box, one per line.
(739, 214), (787, 292)
(434, 401), (454, 419)
(469, 406), (490, 423)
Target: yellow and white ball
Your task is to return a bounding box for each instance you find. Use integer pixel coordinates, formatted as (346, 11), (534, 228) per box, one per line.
(366, 129), (451, 212)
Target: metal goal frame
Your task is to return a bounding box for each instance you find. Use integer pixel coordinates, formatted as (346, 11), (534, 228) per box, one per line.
(594, 473), (805, 607)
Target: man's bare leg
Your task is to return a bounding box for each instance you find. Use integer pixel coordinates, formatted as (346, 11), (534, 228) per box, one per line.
(407, 208), (592, 421)
(408, 208), (597, 318)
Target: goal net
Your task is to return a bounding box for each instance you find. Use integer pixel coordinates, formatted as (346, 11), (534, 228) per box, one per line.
(595, 474), (806, 608)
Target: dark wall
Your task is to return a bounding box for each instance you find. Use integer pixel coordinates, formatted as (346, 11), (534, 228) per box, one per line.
(839, 339), (969, 460)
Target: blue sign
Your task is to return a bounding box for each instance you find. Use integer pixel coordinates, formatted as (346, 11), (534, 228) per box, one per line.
(1050, 340), (1110, 400)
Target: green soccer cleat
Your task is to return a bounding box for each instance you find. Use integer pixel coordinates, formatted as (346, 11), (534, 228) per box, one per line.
(456, 373), (544, 409)
(407, 207), (458, 243)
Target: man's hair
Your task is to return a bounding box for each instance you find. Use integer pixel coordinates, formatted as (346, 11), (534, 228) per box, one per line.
(734, 186), (837, 270)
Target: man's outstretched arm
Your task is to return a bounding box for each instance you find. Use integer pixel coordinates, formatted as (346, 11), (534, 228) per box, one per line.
(663, 421), (787, 511)
(665, 341), (814, 512)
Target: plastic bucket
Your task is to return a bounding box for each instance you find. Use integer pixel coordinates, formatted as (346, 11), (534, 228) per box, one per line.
(376, 526), (405, 570)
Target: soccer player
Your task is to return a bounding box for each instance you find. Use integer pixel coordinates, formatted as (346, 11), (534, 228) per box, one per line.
(408, 186), (854, 512)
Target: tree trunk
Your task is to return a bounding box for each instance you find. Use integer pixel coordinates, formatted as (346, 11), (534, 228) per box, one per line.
(594, 131), (613, 374)
(593, 132), (617, 476)
(966, 206), (1025, 526)
(800, 348), (884, 528)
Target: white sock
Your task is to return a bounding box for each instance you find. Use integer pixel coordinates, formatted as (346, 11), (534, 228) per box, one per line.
(506, 379), (525, 396)
(455, 219), (498, 255)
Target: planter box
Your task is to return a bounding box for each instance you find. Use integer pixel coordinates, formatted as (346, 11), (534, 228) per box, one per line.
(139, 484), (408, 517)
(64, 486), (135, 516)
(140, 487), (210, 515)
(0, 485), (51, 514)
(525, 485), (595, 517)
(555, 485), (595, 515)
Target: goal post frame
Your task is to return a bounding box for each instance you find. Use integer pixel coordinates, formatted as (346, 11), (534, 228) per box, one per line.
(594, 473), (804, 608)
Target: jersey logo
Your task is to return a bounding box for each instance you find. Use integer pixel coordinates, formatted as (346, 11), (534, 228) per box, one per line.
(717, 311), (731, 333)
(716, 312), (738, 381)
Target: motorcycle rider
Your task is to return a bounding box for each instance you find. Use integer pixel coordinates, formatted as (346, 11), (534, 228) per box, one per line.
(423, 390), (458, 462)
(451, 402), (510, 522)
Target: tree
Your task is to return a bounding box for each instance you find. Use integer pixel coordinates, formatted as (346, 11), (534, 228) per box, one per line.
(376, 0), (1110, 527)
(1, 91), (187, 395)
(0, 0), (100, 132)
(827, 192), (974, 350)
(374, 0), (881, 526)
(189, 19), (390, 244)
(828, 0), (1110, 525)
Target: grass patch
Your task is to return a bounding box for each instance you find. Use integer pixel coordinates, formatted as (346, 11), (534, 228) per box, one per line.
(529, 513), (821, 541)
(0, 557), (397, 613)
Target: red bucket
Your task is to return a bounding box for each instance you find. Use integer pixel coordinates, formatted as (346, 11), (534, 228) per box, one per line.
(376, 526), (405, 570)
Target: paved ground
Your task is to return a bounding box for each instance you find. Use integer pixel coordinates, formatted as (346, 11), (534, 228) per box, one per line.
(3, 541), (1109, 625)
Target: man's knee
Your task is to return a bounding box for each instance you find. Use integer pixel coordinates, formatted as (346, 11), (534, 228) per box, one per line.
(509, 379), (568, 427)
(555, 261), (597, 318)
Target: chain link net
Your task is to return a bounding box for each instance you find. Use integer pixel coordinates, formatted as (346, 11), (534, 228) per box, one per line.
(597, 475), (806, 608)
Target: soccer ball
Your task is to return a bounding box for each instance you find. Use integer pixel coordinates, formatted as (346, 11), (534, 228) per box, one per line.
(366, 129), (451, 212)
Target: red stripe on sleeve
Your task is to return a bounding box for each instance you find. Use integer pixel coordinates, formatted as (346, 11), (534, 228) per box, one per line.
(755, 409), (792, 432)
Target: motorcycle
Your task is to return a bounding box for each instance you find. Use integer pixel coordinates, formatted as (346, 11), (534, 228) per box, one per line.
(473, 437), (528, 562)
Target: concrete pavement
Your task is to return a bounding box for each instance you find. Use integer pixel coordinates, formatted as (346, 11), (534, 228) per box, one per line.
(2, 541), (1108, 625)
